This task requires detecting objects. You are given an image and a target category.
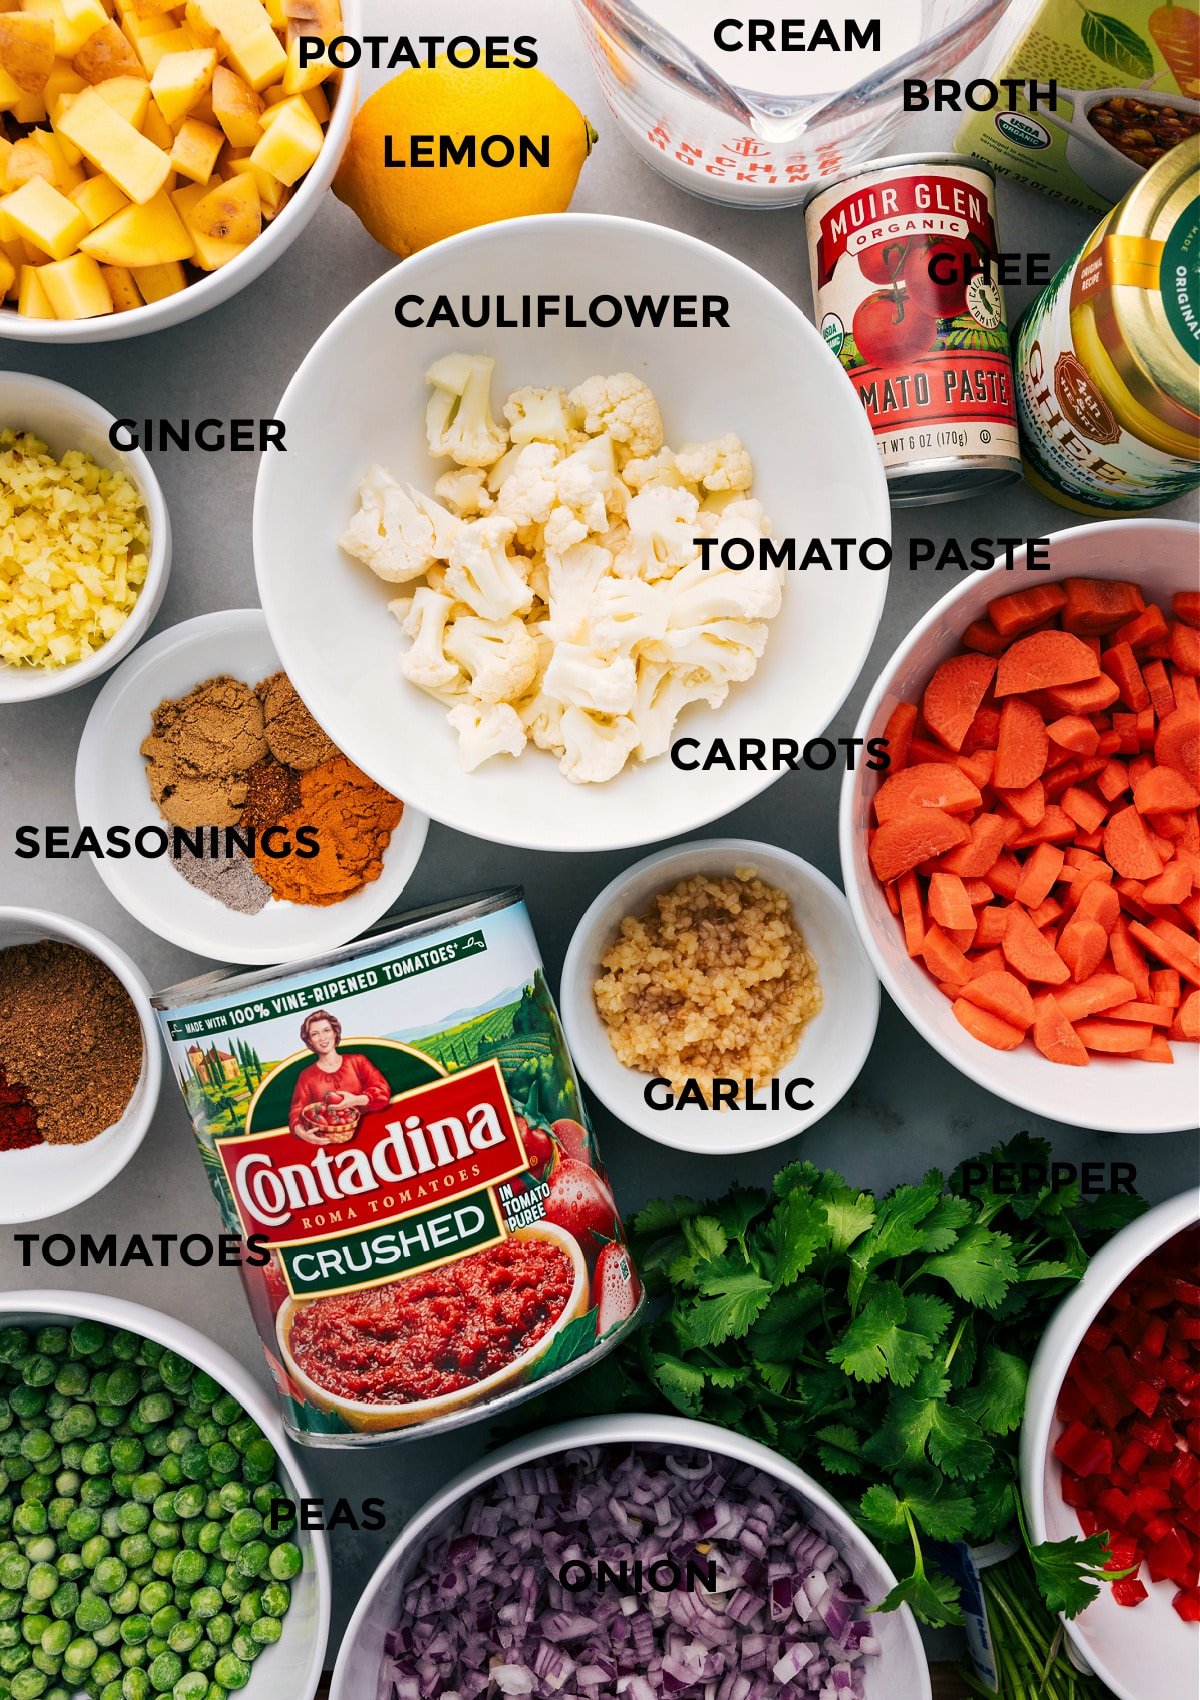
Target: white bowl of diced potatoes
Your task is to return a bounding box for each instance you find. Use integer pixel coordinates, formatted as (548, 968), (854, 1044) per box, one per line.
(0, 371), (170, 697)
(0, 0), (358, 339)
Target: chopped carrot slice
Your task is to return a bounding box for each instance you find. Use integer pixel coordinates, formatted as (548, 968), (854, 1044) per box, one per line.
(882, 700), (918, 771)
(963, 619), (1008, 657)
(995, 629), (1100, 697)
(936, 814), (1008, 878)
(960, 970), (1035, 1030)
(1110, 919), (1152, 1000)
(874, 762), (983, 824)
(1149, 967), (1182, 1007)
(1143, 861), (1192, 906)
(1004, 779), (1046, 828)
(1133, 766), (1200, 813)
(1056, 973), (1137, 1021)
(1047, 715), (1100, 755)
(928, 872), (976, 931)
(1003, 907), (1069, 984)
(974, 905), (1010, 949)
(1059, 916), (1108, 984)
(988, 584), (1068, 640)
(922, 654), (998, 753)
(1074, 1018), (1155, 1052)
(962, 707), (1002, 753)
(1105, 1001), (1173, 1027)
(1061, 577), (1145, 636)
(1131, 1033), (1174, 1062)
(1142, 659), (1176, 721)
(952, 997), (1026, 1050)
(1045, 675), (1121, 716)
(1061, 786), (1108, 835)
(957, 749), (995, 789)
(1015, 842), (1065, 908)
(1170, 621), (1200, 676)
(995, 697), (1048, 789)
(1075, 881), (1120, 932)
(1104, 805), (1165, 880)
(922, 923), (974, 984)
(1173, 591), (1200, 628)
(1033, 993), (1089, 1065)
(1170, 989), (1200, 1039)
(1130, 918), (1200, 986)
(1101, 641), (1151, 712)
(870, 810), (971, 883)
(1112, 606), (1168, 651)
(1154, 705), (1200, 787)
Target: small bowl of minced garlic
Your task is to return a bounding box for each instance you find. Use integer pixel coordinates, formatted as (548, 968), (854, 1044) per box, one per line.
(0, 372), (171, 703)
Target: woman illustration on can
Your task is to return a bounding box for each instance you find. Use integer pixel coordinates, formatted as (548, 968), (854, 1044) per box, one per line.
(288, 1010), (390, 1145)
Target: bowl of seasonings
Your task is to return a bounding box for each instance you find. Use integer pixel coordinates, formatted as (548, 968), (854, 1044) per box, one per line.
(75, 608), (429, 966)
(0, 907), (161, 1223)
(0, 372), (170, 702)
(560, 839), (879, 1154)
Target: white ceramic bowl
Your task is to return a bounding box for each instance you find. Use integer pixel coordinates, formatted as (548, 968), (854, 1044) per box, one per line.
(560, 838), (879, 1154)
(331, 1414), (932, 1700)
(0, 1289), (330, 1699)
(840, 518), (1200, 1134)
(254, 212), (891, 852)
(0, 373), (170, 701)
(0, 0), (359, 344)
(1020, 1190), (1200, 1700)
(0, 907), (160, 1224)
(75, 608), (429, 966)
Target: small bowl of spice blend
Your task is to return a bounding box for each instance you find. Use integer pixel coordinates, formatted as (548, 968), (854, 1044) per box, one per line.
(0, 372), (170, 702)
(561, 839), (880, 1156)
(75, 608), (429, 966)
(0, 907), (161, 1224)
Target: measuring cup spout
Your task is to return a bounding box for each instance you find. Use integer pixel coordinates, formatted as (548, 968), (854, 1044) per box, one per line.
(582, 0), (759, 130)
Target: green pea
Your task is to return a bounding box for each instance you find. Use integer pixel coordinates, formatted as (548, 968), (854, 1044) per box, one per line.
(80, 1478), (113, 1510)
(119, 1615), (149, 1647)
(93, 1649), (122, 1682)
(266, 1543), (300, 1583)
(121, 1669), (150, 1700)
(110, 1440), (144, 1477)
(0, 1563), (25, 1596)
(147, 1650), (181, 1692)
(195, 1528), (219, 1559)
(258, 1582), (288, 1619)
(109, 1582), (139, 1618)
(131, 1477), (163, 1507)
(164, 1620), (199, 1656)
(148, 1524), (179, 1554)
(172, 1674), (207, 1700)
(62, 1636), (97, 1669)
(119, 1538), (152, 1573)
(80, 1536), (112, 1570)
(93, 1618), (121, 1648)
(224, 1511), (260, 1547)
(47, 1583), (78, 1622)
(117, 1505), (150, 1538)
(231, 1545), (266, 1584)
(169, 1554), (204, 1593)
(93, 1559), (127, 1597)
(19, 1359), (54, 1391)
(9, 1508), (43, 1542)
(212, 1653), (249, 1691)
(204, 1615), (231, 1649)
(229, 1630), (254, 1664)
(187, 1590), (219, 1625)
(38, 1621), (68, 1657)
(137, 1584), (170, 1617)
(9, 1668), (47, 1699)
(171, 1489), (203, 1525)
(74, 1592), (112, 1633)
(185, 1641), (215, 1674)
(150, 1553), (174, 1581)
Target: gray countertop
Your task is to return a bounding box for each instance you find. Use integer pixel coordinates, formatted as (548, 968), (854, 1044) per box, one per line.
(1, 0), (1197, 1671)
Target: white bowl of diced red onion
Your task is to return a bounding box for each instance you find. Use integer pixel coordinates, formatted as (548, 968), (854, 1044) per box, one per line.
(332, 1415), (931, 1700)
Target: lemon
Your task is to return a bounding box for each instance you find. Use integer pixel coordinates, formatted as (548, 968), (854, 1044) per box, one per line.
(334, 63), (597, 257)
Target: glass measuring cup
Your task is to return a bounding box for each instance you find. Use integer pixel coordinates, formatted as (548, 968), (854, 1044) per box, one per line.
(571, 0), (1018, 206)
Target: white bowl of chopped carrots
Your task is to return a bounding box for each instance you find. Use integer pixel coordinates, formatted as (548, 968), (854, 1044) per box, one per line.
(840, 519), (1200, 1134)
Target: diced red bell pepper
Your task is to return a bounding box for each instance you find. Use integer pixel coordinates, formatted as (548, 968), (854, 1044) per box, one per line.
(1055, 1420), (1114, 1478)
(1172, 1587), (1200, 1622)
(1112, 1578), (1149, 1607)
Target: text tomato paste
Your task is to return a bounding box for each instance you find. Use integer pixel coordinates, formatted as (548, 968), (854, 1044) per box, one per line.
(153, 889), (643, 1447)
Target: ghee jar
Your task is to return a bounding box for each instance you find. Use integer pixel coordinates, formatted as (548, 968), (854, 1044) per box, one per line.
(1014, 137), (1199, 513)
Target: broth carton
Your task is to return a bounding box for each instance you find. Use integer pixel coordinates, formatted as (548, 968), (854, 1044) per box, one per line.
(956, 0), (1199, 210)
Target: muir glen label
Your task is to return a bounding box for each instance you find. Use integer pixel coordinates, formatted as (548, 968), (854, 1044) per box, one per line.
(153, 889), (643, 1448)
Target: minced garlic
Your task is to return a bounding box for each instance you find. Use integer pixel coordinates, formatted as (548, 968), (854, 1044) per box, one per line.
(0, 429), (150, 671)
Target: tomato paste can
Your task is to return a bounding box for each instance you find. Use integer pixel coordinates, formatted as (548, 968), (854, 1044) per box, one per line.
(152, 889), (644, 1448)
(1013, 139), (1200, 514)
(804, 153), (1022, 504)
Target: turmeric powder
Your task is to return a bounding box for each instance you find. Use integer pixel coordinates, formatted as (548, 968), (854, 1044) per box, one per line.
(255, 753), (403, 906)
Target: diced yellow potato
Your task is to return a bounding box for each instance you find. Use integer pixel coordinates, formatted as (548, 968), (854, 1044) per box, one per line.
(39, 248), (112, 314)
(57, 85), (172, 202)
(187, 84), (215, 124)
(99, 259), (141, 308)
(0, 13), (56, 92)
(210, 61), (258, 145)
(131, 255), (184, 298)
(189, 0), (283, 90)
(0, 133), (12, 188)
(69, 171), (128, 227)
(17, 262), (55, 315)
(189, 165), (256, 239)
(118, 5), (175, 46)
(248, 90), (318, 183)
(302, 78), (328, 123)
(0, 63), (21, 108)
(181, 0), (220, 46)
(169, 113), (220, 181)
(140, 95), (173, 146)
(279, 34), (324, 95)
(20, 235), (47, 262)
(5, 135), (56, 186)
(134, 24), (191, 72)
(44, 59), (85, 110)
(95, 72), (152, 127)
(118, 0), (185, 19)
(0, 248), (14, 296)
(74, 19), (147, 82)
(0, 174), (88, 258)
(261, 179), (287, 221)
(224, 150), (279, 211)
(63, 0), (112, 49)
(80, 184), (192, 262)
(261, 0), (283, 22)
(22, 0), (88, 59)
(10, 85), (46, 120)
(149, 44), (213, 123)
(32, 129), (85, 190)
(170, 177), (243, 266)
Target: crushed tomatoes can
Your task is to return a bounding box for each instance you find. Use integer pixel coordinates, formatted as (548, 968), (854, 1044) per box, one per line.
(152, 889), (643, 1448)
(805, 153), (1021, 504)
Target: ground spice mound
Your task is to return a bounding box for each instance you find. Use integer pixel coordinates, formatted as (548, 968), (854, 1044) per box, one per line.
(593, 868), (823, 1104)
(0, 941), (142, 1145)
(255, 754), (403, 906)
(239, 756), (302, 836)
(0, 1066), (42, 1151)
(141, 675), (266, 828)
(257, 671), (336, 770)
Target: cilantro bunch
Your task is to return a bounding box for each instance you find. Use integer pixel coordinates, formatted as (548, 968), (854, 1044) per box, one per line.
(561, 1134), (1143, 1627)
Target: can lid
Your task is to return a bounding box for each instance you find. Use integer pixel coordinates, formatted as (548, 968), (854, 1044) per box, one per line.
(1088, 138), (1200, 434)
(151, 887), (523, 1010)
(802, 151), (996, 215)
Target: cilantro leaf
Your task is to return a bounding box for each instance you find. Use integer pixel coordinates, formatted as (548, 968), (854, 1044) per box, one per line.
(1029, 1530), (1132, 1619)
(958, 1346), (1028, 1436)
(847, 1176), (945, 1307)
(632, 1194), (703, 1237)
(665, 1214), (728, 1286)
(816, 1424), (865, 1477)
(682, 1265), (773, 1345)
(649, 1353), (705, 1416)
(828, 1281), (938, 1387)
(772, 1159), (822, 1199)
(715, 1184), (768, 1248)
(755, 1192), (828, 1287)
(919, 1223), (1017, 1308)
(821, 1189), (876, 1255)
(968, 1469), (1019, 1543)
(873, 1565), (963, 1627)
(926, 1402), (991, 1481)
(748, 1280), (822, 1363)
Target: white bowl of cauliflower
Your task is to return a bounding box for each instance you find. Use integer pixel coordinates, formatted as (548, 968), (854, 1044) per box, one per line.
(254, 213), (890, 852)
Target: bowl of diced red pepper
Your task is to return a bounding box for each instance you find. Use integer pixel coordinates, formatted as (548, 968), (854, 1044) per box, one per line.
(840, 517), (1200, 1132)
(1021, 1188), (1200, 1700)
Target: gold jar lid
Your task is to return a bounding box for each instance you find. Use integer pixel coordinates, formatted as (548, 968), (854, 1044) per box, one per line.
(1072, 138), (1200, 437)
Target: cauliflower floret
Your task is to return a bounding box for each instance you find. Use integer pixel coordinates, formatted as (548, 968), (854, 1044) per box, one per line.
(339, 465), (461, 584)
(631, 660), (728, 761)
(622, 448), (691, 493)
(447, 700), (527, 771)
(568, 373), (663, 460)
(399, 587), (463, 694)
(545, 542), (612, 644)
(443, 615), (539, 706)
(426, 353), (509, 468)
(554, 434), (619, 534)
(543, 642), (637, 717)
(503, 385), (572, 447)
(587, 574), (669, 655)
(614, 486), (702, 581)
(434, 467), (494, 517)
(445, 516), (534, 621)
(648, 618), (768, 684)
(667, 558), (782, 626)
(517, 685), (565, 754)
(675, 433), (754, 493)
(543, 507), (589, 555)
(558, 706), (641, 785)
(495, 442), (562, 528)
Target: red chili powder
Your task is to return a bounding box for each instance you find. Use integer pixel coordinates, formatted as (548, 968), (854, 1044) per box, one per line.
(0, 1065), (43, 1151)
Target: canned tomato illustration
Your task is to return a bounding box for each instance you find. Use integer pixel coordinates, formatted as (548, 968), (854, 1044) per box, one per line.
(153, 889), (643, 1447)
(805, 153), (1022, 504)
